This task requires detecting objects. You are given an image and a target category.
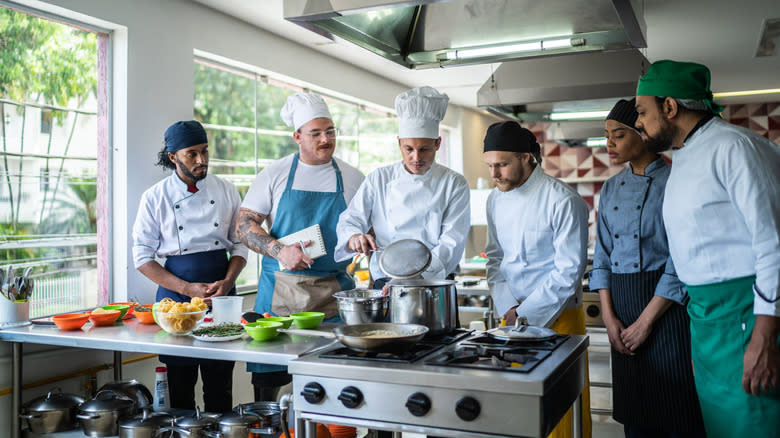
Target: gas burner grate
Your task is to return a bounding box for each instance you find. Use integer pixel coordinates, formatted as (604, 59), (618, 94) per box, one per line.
(319, 342), (445, 363)
(420, 328), (473, 346)
(462, 334), (569, 351)
(424, 345), (553, 373)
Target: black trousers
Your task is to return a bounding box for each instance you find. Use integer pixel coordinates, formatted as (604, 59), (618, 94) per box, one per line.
(166, 359), (235, 413)
(251, 371), (293, 402)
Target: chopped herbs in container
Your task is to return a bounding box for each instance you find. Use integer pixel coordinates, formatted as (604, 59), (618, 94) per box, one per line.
(192, 322), (245, 337)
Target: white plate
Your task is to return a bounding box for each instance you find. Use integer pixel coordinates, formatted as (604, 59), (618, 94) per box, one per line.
(191, 333), (246, 342)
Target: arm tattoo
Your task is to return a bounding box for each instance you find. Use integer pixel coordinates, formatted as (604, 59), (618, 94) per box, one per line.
(236, 208), (284, 259)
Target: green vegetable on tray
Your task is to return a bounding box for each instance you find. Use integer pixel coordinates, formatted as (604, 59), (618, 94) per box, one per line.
(191, 322), (245, 337)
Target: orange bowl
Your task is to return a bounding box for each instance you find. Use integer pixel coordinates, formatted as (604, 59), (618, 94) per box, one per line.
(133, 305), (156, 324)
(89, 310), (121, 326)
(109, 302), (138, 319)
(52, 313), (90, 331)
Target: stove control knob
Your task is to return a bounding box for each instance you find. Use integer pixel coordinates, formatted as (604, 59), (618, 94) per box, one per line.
(405, 392), (431, 417)
(455, 396), (481, 421)
(301, 382), (325, 404)
(338, 386), (363, 408)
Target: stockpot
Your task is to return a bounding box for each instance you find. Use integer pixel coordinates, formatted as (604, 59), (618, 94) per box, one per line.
(98, 380), (153, 414)
(172, 407), (220, 438)
(216, 405), (268, 438)
(388, 278), (458, 334)
(19, 387), (84, 433)
(118, 409), (175, 438)
(77, 390), (135, 437)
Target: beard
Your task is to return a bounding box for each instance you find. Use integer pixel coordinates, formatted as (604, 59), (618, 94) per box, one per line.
(642, 118), (677, 153)
(178, 161), (207, 182)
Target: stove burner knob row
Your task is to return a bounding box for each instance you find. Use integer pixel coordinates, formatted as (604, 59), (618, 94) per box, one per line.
(455, 396), (481, 422)
(338, 386), (363, 408)
(405, 392), (431, 417)
(301, 382), (326, 404)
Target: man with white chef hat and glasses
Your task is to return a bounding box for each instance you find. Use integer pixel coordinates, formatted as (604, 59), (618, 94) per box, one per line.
(132, 120), (248, 412)
(482, 121), (591, 438)
(237, 92), (364, 401)
(335, 86), (470, 288)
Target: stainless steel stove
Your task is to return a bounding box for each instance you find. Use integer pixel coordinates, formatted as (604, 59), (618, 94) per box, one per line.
(289, 331), (588, 438)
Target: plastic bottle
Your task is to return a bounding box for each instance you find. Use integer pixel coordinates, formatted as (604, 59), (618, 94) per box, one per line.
(153, 366), (170, 411)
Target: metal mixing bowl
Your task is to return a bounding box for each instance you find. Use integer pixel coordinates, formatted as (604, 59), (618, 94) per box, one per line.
(333, 289), (389, 325)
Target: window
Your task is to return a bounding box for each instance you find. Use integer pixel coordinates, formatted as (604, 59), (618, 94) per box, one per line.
(194, 57), (453, 290)
(0, 6), (108, 317)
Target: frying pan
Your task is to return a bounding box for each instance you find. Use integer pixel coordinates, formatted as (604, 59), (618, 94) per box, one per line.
(279, 322), (429, 353)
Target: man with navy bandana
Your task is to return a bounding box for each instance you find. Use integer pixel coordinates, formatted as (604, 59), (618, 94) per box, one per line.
(132, 120), (248, 412)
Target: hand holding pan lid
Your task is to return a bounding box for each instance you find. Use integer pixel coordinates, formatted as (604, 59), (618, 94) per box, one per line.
(378, 239), (431, 279)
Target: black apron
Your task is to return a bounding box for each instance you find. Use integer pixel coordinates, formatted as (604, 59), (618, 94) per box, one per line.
(157, 249), (235, 366)
(610, 269), (704, 433)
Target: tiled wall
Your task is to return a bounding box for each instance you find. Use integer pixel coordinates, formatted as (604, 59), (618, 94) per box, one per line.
(531, 101), (780, 242)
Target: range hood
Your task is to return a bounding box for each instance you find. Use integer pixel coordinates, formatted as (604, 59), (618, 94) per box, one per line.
(283, 0), (647, 69)
(477, 49), (648, 122)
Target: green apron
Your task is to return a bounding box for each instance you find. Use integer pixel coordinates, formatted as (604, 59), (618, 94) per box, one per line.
(686, 275), (780, 438)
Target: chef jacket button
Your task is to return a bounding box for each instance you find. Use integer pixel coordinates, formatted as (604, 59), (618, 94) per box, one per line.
(214, 222), (219, 227)
(633, 263), (639, 268)
(175, 205), (180, 209)
(178, 226), (183, 231)
(620, 181), (625, 185)
(215, 241), (219, 245)
(210, 200), (215, 204)
(614, 234), (619, 239)
(634, 234), (638, 238)
(636, 205), (641, 210)
(614, 261), (619, 266)
(613, 206), (618, 211)
(183, 248), (188, 252)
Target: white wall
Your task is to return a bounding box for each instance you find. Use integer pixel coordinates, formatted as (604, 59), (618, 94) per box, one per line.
(1, 0), (501, 434)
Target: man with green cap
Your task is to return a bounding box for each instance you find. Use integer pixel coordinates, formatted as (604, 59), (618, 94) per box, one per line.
(635, 59), (780, 437)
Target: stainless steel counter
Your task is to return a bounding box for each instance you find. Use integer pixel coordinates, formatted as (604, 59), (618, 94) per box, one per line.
(0, 319), (335, 438)
(0, 319), (332, 364)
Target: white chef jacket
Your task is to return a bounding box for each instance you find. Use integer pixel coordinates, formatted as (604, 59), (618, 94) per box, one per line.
(241, 153), (365, 227)
(663, 117), (780, 317)
(486, 165), (589, 327)
(132, 173), (249, 268)
(335, 161), (470, 280)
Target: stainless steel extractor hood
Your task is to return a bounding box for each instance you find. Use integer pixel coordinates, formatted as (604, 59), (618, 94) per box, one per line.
(284, 0), (647, 69)
(477, 49), (648, 122)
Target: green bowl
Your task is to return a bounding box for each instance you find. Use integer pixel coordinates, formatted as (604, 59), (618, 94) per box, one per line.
(261, 316), (294, 329)
(290, 312), (325, 329)
(245, 321), (283, 341)
(101, 304), (131, 320)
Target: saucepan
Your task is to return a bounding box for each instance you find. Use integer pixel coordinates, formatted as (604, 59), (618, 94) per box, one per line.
(280, 322), (429, 352)
(486, 317), (558, 342)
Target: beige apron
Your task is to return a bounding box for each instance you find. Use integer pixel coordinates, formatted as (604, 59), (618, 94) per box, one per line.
(271, 271), (341, 318)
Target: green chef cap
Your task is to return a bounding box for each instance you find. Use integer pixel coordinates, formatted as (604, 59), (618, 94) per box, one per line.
(636, 60), (723, 114)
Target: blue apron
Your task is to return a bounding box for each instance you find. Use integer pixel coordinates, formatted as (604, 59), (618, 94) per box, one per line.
(248, 153), (354, 373)
(157, 249), (235, 366)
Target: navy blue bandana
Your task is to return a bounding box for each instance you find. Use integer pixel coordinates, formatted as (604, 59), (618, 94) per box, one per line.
(164, 120), (207, 153)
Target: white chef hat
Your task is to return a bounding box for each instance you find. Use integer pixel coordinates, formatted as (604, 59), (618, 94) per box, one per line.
(280, 92), (332, 131)
(395, 86), (449, 139)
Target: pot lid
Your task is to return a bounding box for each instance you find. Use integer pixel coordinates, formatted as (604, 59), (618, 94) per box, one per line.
(176, 406), (218, 428)
(378, 239), (431, 279)
(218, 405), (260, 426)
(486, 317), (558, 341)
(23, 387), (84, 412)
(79, 390), (134, 413)
(119, 409), (173, 430)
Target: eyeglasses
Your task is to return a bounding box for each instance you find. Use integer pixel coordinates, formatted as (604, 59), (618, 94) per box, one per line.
(301, 128), (338, 139)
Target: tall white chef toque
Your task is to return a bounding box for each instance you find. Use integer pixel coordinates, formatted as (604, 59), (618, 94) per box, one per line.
(395, 86), (449, 139)
(280, 92), (332, 131)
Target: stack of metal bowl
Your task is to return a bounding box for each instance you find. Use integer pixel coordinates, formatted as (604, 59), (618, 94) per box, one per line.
(332, 289), (388, 325)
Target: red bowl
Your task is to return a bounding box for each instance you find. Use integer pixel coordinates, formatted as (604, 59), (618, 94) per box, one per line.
(89, 310), (121, 326)
(52, 313), (90, 331)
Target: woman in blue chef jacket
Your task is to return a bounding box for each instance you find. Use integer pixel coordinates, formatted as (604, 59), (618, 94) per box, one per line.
(590, 99), (705, 438)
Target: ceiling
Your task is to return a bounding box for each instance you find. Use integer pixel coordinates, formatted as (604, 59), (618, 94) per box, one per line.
(191, 0), (780, 111)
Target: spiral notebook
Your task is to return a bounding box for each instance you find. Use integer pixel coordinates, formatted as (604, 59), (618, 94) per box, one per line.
(276, 224), (327, 270)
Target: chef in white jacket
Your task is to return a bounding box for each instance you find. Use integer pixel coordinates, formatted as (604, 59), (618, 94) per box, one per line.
(482, 121), (591, 438)
(335, 86), (470, 287)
